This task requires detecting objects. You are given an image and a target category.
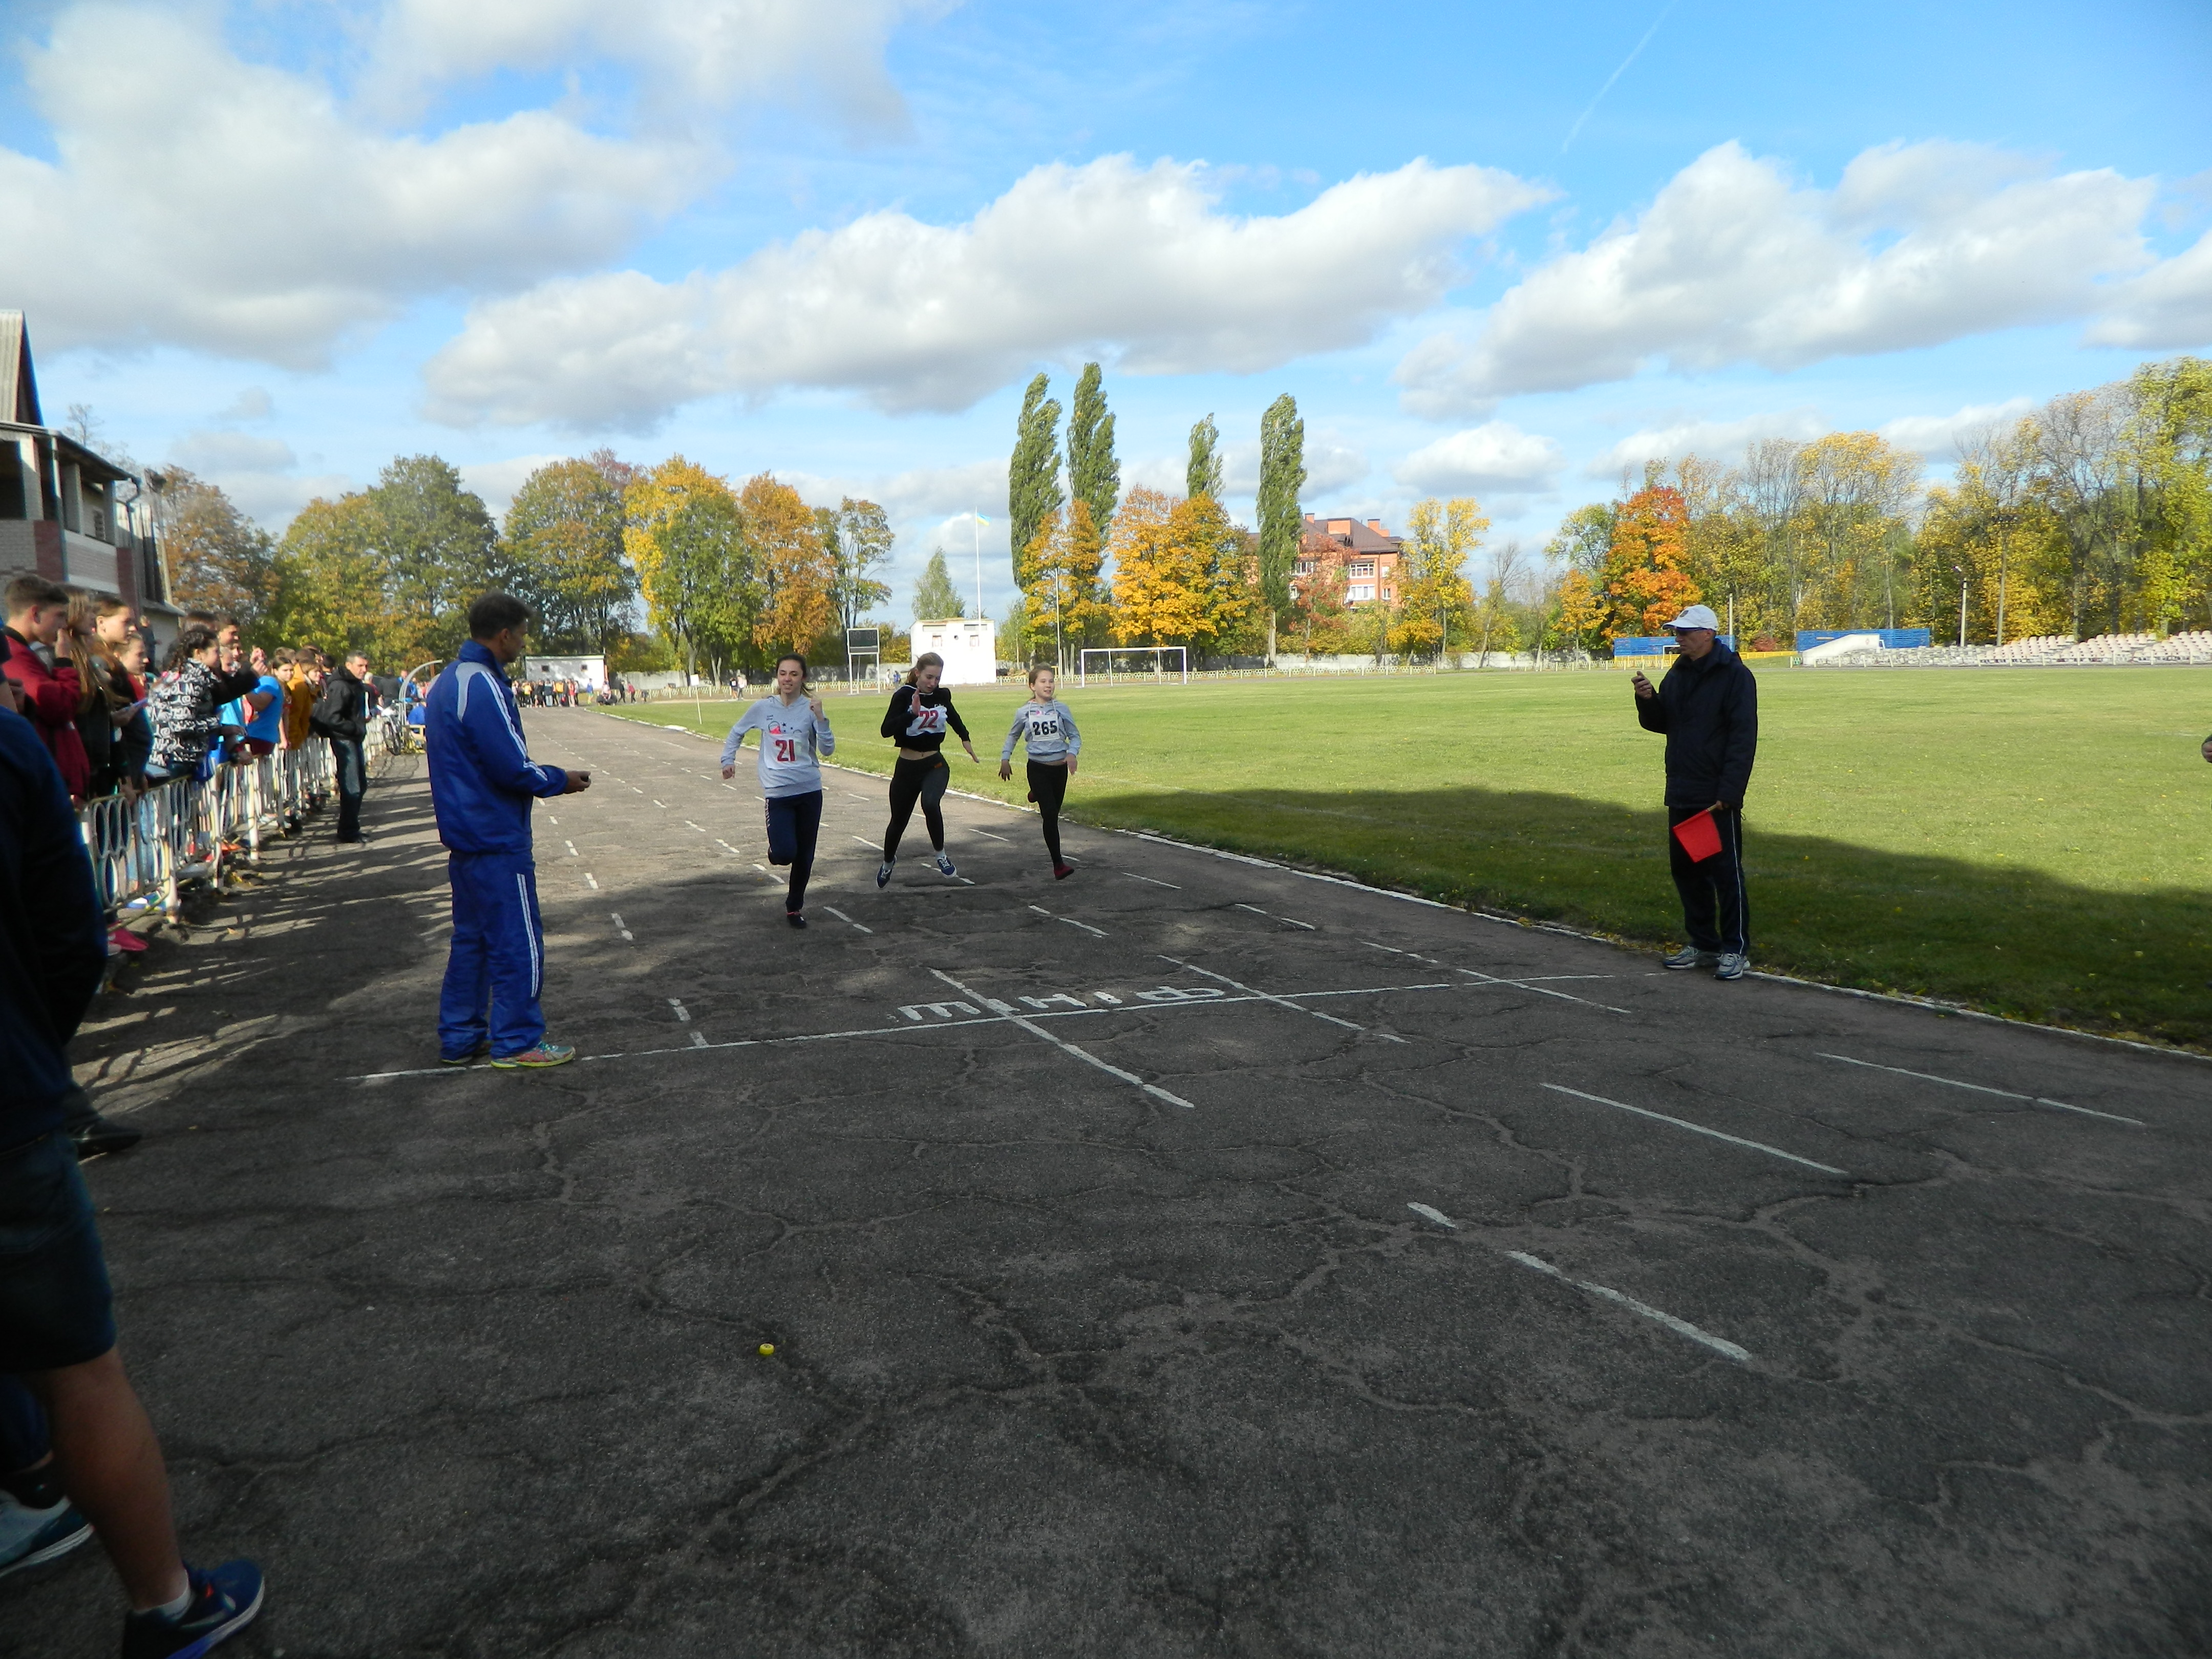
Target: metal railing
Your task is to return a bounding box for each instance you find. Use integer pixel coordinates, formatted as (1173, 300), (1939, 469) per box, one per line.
(76, 723), (391, 924)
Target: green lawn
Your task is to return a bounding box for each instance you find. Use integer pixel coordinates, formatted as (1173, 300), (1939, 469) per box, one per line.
(609, 668), (2212, 1048)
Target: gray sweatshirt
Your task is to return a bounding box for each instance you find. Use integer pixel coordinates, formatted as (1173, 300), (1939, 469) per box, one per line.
(1001, 699), (1081, 765)
(721, 696), (835, 797)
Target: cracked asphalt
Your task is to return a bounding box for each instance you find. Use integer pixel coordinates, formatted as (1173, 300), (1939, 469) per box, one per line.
(12, 707), (2212, 1658)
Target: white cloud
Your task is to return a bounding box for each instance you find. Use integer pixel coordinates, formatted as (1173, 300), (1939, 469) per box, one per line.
(0, 4), (701, 365)
(2087, 228), (2212, 349)
(1878, 397), (2036, 458)
(1394, 140), (2160, 417)
(216, 387), (274, 422)
(1393, 422), (1562, 493)
(423, 155), (1551, 427)
(161, 427), (347, 527)
(1217, 434), (1369, 499)
(458, 454), (571, 519)
(371, 0), (930, 132)
(1582, 408), (1826, 476)
(168, 431), (299, 476)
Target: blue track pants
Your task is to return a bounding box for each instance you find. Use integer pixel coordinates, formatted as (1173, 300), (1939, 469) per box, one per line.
(439, 850), (547, 1059)
(764, 790), (823, 913)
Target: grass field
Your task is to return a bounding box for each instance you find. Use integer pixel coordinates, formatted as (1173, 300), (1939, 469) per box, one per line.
(610, 668), (2212, 1048)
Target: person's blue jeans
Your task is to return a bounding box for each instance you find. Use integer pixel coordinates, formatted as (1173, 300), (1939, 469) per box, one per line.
(1, 1129), (119, 1474)
(332, 738), (367, 840)
(438, 850), (547, 1059)
(764, 790), (823, 913)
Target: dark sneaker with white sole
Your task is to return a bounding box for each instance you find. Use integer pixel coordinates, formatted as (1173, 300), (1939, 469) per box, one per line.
(934, 853), (957, 878)
(1662, 946), (1719, 970)
(876, 860), (894, 888)
(0, 1494), (92, 1580)
(120, 1559), (265, 1659)
(438, 1041), (491, 1066)
(1715, 952), (1749, 981)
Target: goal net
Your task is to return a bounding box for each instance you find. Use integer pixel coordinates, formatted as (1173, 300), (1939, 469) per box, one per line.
(1077, 647), (1189, 687)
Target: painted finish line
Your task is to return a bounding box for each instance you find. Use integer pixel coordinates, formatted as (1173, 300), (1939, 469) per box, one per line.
(345, 968), (1614, 1082)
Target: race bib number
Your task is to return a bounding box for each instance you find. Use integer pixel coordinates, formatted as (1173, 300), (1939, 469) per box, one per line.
(911, 705), (947, 734)
(774, 737), (798, 762)
(1030, 714), (1060, 740)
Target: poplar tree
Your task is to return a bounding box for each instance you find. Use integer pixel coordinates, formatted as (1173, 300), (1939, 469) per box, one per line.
(912, 548), (966, 621)
(1256, 394), (1307, 662)
(1066, 361), (1120, 543)
(1186, 414), (1224, 502)
(1008, 374), (1063, 599)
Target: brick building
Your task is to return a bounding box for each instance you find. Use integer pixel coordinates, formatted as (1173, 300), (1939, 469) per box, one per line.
(1295, 513), (1404, 606)
(0, 311), (179, 646)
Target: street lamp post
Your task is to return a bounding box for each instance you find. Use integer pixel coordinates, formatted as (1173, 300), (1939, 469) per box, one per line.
(1954, 565), (1969, 648)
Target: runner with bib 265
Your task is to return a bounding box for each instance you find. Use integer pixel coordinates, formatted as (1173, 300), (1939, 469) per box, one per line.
(877, 651), (976, 887)
(998, 664), (1081, 880)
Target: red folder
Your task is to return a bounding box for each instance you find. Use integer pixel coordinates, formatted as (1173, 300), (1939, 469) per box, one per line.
(1672, 807), (1723, 862)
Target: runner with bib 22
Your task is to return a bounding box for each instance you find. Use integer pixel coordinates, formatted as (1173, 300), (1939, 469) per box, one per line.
(877, 651), (976, 887)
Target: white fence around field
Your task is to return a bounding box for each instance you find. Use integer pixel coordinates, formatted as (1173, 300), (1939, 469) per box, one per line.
(75, 724), (391, 924)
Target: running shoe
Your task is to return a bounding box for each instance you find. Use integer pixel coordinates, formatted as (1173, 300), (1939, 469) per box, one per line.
(786, 912), (807, 929)
(1053, 863), (1073, 880)
(438, 1041), (491, 1066)
(935, 853), (958, 878)
(108, 925), (148, 954)
(876, 861), (894, 888)
(120, 1559), (264, 1659)
(1714, 952), (1749, 981)
(1662, 946), (1718, 971)
(490, 1043), (577, 1070)
(0, 1492), (92, 1580)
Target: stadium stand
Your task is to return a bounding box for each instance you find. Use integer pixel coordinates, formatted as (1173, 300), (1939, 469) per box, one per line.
(1802, 631), (2212, 667)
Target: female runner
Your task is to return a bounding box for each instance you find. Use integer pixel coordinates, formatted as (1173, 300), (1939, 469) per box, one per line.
(721, 653), (835, 927)
(877, 651), (977, 886)
(998, 664), (1081, 879)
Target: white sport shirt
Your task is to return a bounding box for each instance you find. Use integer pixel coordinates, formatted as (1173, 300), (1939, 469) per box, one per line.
(721, 697), (835, 798)
(1001, 699), (1081, 765)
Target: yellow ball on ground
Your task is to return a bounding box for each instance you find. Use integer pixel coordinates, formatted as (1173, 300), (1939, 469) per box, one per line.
(758, 1343), (776, 1357)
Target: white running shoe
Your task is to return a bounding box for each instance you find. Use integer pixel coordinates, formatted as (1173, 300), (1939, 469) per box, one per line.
(935, 853), (958, 878)
(1715, 952), (1749, 981)
(876, 861), (894, 888)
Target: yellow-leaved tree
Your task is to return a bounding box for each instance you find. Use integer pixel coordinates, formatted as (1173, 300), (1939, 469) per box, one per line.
(1393, 496), (1486, 660)
(1108, 487), (1202, 646)
(623, 457), (749, 682)
(738, 473), (836, 662)
(1022, 500), (1110, 669)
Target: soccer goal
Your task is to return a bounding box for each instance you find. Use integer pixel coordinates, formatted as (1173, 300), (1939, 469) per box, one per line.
(1076, 647), (1189, 687)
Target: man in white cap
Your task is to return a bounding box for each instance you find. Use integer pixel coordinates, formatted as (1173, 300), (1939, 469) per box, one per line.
(1630, 604), (1758, 979)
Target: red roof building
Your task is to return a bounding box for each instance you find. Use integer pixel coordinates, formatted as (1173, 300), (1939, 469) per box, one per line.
(1295, 514), (1403, 606)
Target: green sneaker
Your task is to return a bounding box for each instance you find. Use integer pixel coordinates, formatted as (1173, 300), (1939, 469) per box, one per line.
(490, 1042), (576, 1070)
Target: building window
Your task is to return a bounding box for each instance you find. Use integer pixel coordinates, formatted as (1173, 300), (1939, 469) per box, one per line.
(1347, 584), (1375, 603)
(1350, 561), (1373, 577)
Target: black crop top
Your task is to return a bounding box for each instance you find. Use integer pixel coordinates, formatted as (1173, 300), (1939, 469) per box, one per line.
(880, 685), (970, 752)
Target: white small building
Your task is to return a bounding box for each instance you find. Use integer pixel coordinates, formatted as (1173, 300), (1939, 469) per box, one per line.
(910, 618), (997, 686)
(523, 654), (607, 689)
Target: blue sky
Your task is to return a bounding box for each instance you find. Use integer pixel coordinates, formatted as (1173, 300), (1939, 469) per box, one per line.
(5, 0), (2208, 618)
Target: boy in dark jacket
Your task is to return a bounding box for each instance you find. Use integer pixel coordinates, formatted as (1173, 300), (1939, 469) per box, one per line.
(1632, 605), (1758, 980)
(310, 653), (374, 842)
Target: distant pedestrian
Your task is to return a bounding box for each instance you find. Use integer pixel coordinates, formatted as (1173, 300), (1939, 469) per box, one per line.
(876, 651), (977, 887)
(424, 594), (590, 1069)
(999, 665), (1081, 879)
(721, 653), (834, 928)
(1632, 604), (1757, 980)
(0, 699), (266, 1652)
(310, 651), (374, 843)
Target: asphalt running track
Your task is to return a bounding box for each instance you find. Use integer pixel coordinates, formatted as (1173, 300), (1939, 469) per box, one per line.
(16, 706), (2212, 1658)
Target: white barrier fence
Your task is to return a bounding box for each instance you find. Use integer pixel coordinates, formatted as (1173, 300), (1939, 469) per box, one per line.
(75, 724), (391, 924)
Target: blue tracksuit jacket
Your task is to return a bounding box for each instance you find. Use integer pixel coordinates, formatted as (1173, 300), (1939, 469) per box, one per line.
(425, 641), (568, 852)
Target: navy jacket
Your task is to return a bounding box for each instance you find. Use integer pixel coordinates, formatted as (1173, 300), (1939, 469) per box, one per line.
(0, 708), (105, 1145)
(425, 641), (568, 856)
(1635, 641), (1758, 807)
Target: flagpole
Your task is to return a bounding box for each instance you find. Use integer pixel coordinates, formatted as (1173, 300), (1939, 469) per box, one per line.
(973, 511), (984, 619)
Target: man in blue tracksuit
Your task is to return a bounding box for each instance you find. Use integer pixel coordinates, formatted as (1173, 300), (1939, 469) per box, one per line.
(425, 594), (590, 1069)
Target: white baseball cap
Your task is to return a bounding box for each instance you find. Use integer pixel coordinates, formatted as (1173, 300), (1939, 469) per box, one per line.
(1667, 604), (1721, 632)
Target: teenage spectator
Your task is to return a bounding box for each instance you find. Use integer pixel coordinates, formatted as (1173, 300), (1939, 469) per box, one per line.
(144, 628), (228, 785)
(72, 598), (144, 799)
(310, 651), (373, 844)
(107, 632), (152, 795)
(2, 575), (91, 801)
(228, 650), (282, 760)
(425, 593), (590, 1069)
(1632, 604), (1759, 981)
(0, 699), (265, 1650)
(278, 649), (322, 750)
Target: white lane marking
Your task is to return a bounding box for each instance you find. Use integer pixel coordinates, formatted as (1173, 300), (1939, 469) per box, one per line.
(1120, 871), (1181, 888)
(930, 967), (1197, 1110)
(1539, 1083), (1847, 1176)
(547, 815), (558, 825)
(652, 799), (667, 809)
(1161, 955), (1369, 1034)
(1363, 941), (1630, 1014)
(1504, 1251), (1752, 1365)
(611, 913), (634, 943)
(668, 998), (691, 1023)
(1408, 1202), (1458, 1229)
(1816, 1052), (2143, 1126)
(684, 820), (706, 832)
(1235, 902), (1316, 931)
(853, 836), (880, 849)
(754, 863), (769, 873)
(565, 841), (579, 858)
(969, 828), (1012, 842)
(715, 840), (742, 856)
(584, 873), (599, 890)
(1029, 903), (1107, 938)
(691, 1031), (707, 1047)
(632, 787), (643, 794)
(821, 906), (873, 934)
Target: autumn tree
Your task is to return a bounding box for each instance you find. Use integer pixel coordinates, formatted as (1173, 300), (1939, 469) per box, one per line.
(152, 468), (281, 632)
(1394, 496), (1486, 660)
(1021, 501), (1109, 669)
(624, 458), (752, 683)
(1108, 487), (1201, 647)
(1287, 525), (1350, 658)
(820, 497), (895, 636)
(738, 473), (835, 664)
(502, 456), (635, 655)
(1601, 483), (1699, 640)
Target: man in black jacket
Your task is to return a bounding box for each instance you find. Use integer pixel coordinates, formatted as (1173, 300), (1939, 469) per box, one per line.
(1632, 605), (1758, 981)
(310, 651), (373, 844)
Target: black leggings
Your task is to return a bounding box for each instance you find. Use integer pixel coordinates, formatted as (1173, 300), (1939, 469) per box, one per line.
(883, 756), (949, 860)
(1027, 760), (1068, 864)
(765, 790), (823, 913)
